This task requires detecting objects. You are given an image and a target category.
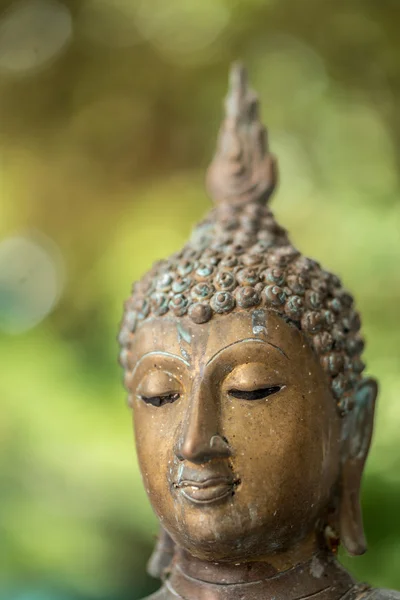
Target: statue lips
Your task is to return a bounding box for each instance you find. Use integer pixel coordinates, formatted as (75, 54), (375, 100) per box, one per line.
(175, 464), (239, 506)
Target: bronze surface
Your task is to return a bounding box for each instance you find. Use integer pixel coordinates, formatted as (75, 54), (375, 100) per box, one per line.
(117, 64), (399, 600)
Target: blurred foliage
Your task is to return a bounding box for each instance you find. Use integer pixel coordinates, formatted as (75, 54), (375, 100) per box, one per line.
(0, 0), (400, 598)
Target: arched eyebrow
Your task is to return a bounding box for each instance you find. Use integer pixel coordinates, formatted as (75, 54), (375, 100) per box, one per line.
(206, 338), (288, 367)
(131, 351), (190, 380)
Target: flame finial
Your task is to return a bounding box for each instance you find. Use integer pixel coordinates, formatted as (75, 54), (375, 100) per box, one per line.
(206, 62), (278, 206)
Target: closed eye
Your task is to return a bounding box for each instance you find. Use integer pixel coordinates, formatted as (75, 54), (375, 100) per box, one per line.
(140, 393), (180, 407)
(228, 386), (282, 401)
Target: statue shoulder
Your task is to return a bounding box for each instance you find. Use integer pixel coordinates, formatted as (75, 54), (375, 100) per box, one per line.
(362, 588), (400, 600)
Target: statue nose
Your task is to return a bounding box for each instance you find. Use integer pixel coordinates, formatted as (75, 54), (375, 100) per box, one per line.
(175, 381), (231, 464)
(176, 432), (231, 464)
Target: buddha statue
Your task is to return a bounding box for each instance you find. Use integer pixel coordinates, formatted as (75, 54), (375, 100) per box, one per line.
(118, 64), (399, 600)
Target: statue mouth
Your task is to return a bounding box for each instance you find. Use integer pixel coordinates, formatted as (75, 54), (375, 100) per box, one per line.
(174, 464), (240, 505)
(177, 477), (237, 504)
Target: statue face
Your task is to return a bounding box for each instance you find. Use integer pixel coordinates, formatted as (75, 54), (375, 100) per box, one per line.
(128, 310), (342, 561)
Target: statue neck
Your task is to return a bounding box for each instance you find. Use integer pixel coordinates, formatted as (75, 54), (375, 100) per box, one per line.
(164, 548), (361, 600)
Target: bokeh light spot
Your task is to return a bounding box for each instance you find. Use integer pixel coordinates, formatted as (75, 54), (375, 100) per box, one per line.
(272, 132), (315, 209)
(250, 35), (329, 123)
(0, 233), (65, 333)
(133, 0), (230, 65)
(314, 97), (397, 200)
(77, 0), (140, 48)
(0, 0), (73, 76)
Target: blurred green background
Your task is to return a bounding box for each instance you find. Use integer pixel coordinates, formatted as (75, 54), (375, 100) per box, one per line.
(0, 0), (399, 598)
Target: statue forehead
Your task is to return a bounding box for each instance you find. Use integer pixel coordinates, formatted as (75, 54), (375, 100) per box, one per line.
(130, 309), (302, 366)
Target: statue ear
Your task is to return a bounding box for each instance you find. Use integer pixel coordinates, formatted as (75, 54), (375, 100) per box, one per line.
(339, 378), (378, 556)
(147, 526), (175, 580)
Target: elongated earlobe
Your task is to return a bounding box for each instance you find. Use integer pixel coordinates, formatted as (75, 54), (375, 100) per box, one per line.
(339, 378), (378, 555)
(147, 526), (175, 580)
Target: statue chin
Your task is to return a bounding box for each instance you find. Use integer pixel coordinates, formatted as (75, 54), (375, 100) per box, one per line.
(159, 503), (319, 563)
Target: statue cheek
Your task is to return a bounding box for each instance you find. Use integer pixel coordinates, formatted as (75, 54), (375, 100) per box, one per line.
(135, 442), (174, 523)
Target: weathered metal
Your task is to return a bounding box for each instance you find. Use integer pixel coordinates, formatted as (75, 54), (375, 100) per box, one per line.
(118, 64), (398, 600)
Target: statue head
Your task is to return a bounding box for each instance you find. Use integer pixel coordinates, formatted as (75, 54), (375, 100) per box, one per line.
(119, 64), (378, 568)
